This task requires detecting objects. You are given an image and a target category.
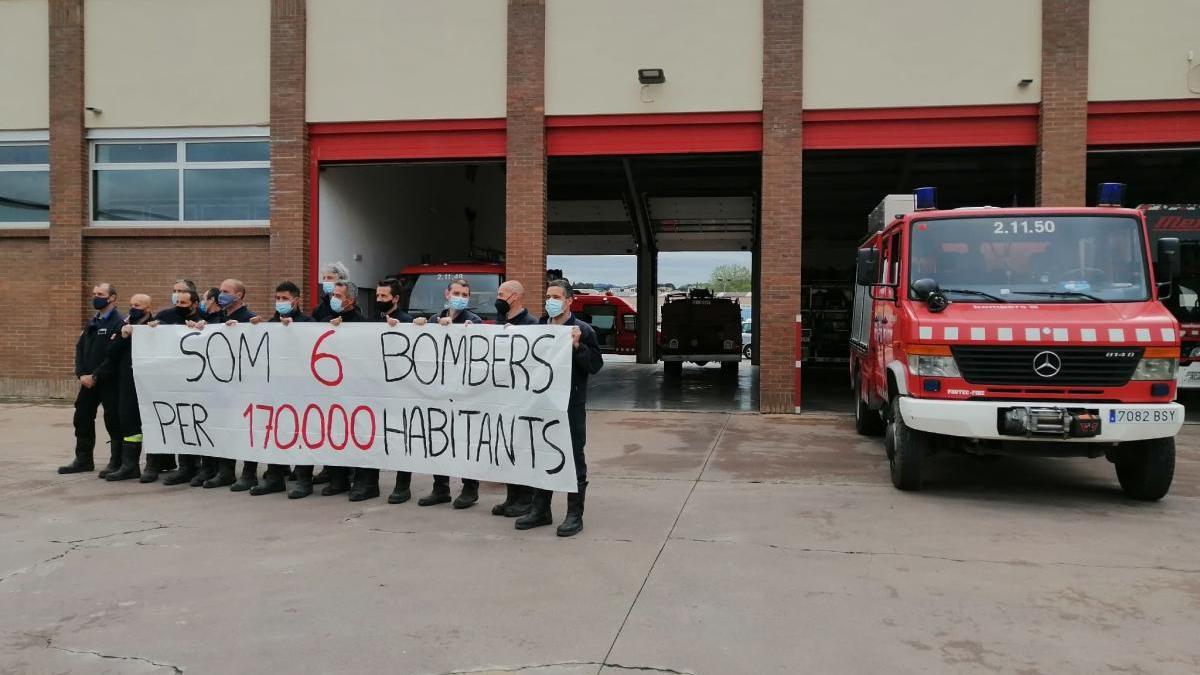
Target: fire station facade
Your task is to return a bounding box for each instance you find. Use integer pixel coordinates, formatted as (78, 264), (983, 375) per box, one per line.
(1, 0), (1198, 411)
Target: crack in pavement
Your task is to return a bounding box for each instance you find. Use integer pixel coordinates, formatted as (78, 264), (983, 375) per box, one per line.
(439, 662), (690, 674)
(670, 536), (1200, 573)
(1, 524), (171, 585)
(46, 638), (184, 674)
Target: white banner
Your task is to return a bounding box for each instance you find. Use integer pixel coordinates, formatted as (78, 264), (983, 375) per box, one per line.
(131, 323), (577, 492)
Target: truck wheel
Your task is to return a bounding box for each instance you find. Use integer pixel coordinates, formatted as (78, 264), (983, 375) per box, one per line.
(854, 380), (884, 436)
(743, 344), (752, 359)
(720, 361), (738, 379)
(664, 361), (683, 379)
(1115, 437), (1175, 501)
(887, 397), (926, 491)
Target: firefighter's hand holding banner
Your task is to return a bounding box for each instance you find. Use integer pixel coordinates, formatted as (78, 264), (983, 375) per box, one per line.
(131, 323), (578, 492)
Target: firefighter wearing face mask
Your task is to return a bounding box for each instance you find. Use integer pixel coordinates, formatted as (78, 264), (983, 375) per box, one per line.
(59, 283), (125, 476)
(412, 276), (483, 509)
(186, 278), (256, 489)
(92, 294), (155, 482)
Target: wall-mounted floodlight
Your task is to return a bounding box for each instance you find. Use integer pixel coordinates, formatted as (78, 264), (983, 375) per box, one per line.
(1018, 78), (1034, 87)
(637, 68), (665, 85)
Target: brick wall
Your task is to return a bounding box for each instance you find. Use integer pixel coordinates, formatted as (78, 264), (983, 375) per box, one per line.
(82, 234), (273, 315)
(269, 0), (309, 295)
(759, 0), (804, 413)
(1036, 0), (1089, 206)
(46, 0), (87, 392)
(505, 0), (548, 311)
(0, 235), (54, 391)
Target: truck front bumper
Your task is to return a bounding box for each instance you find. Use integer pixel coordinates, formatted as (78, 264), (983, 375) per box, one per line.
(660, 354), (741, 362)
(899, 398), (1183, 443)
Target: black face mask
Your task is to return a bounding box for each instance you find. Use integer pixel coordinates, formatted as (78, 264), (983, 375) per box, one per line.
(174, 305), (193, 319)
(494, 298), (511, 317)
(128, 308), (147, 324)
(377, 298), (395, 315)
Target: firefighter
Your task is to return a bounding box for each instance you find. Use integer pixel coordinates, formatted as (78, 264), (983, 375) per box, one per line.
(241, 281), (313, 496)
(153, 278), (197, 323)
(490, 279), (538, 518)
(188, 279), (256, 489)
(153, 289), (202, 485)
(311, 261), (349, 322)
(93, 294), (154, 481)
(350, 278), (415, 503)
(413, 277), (483, 509)
(294, 280), (364, 498)
(517, 279), (603, 537)
(59, 283), (124, 476)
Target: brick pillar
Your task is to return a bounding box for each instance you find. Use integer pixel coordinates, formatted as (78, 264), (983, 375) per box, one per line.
(506, 0), (547, 311)
(759, 0), (803, 413)
(269, 0), (309, 293)
(1036, 0), (1089, 206)
(48, 0), (88, 380)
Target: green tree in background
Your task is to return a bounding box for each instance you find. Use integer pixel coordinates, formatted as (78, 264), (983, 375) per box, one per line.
(708, 264), (752, 292)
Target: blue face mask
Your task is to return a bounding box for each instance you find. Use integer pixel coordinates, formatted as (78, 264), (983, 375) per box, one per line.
(217, 292), (237, 308)
(322, 281), (336, 295)
(545, 298), (565, 318)
(199, 300), (208, 314)
(448, 296), (469, 312)
(92, 297), (110, 311)
(330, 297), (344, 313)
(275, 301), (294, 316)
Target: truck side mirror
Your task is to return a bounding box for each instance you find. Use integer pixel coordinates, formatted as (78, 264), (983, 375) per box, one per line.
(911, 278), (940, 301)
(856, 248), (879, 286)
(1156, 237), (1181, 280)
(623, 314), (637, 333)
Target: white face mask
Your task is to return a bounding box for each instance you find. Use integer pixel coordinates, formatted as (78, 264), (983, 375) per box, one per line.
(545, 298), (565, 318)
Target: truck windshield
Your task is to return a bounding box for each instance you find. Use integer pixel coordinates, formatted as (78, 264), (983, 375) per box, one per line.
(1164, 240), (1200, 322)
(397, 272), (501, 321)
(908, 216), (1149, 302)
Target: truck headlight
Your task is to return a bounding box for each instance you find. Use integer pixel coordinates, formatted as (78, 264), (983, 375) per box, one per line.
(908, 354), (960, 378)
(723, 339), (734, 350)
(1131, 358), (1177, 381)
(668, 339), (678, 349)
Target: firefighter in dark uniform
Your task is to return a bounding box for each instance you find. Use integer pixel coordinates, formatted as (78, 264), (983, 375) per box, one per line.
(295, 280), (364, 498)
(243, 281), (313, 496)
(188, 278), (257, 489)
(92, 293), (154, 481)
(60, 283), (125, 475)
(517, 279), (603, 537)
(152, 290), (203, 484)
(414, 276), (483, 509)
(311, 261), (349, 323)
(490, 279), (539, 517)
(152, 278), (197, 324)
(351, 278), (415, 503)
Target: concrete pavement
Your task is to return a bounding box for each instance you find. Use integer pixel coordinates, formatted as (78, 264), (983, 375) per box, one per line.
(1, 403), (1199, 674)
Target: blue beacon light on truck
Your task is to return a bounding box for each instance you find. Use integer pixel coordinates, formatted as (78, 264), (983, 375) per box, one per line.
(914, 187), (937, 211)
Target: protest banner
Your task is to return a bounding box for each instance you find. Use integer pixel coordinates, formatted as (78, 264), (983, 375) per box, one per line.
(132, 322), (578, 492)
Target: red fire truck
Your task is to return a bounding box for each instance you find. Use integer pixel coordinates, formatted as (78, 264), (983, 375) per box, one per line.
(1141, 205), (1200, 389)
(394, 262), (640, 353)
(850, 186), (1184, 500)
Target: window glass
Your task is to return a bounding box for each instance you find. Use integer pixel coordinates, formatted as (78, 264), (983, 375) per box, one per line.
(93, 169), (179, 221)
(0, 145), (48, 164)
(184, 168), (269, 220)
(95, 143), (177, 163)
(186, 141), (269, 163)
(0, 171), (49, 222)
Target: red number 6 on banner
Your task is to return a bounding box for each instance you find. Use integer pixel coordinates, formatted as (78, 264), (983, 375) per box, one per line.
(310, 329), (344, 387)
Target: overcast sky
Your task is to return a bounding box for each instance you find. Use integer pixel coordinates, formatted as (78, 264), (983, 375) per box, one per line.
(548, 251), (752, 287)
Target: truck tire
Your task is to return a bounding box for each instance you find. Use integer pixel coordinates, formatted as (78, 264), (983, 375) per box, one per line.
(664, 361), (683, 379)
(720, 361), (738, 379)
(854, 379), (884, 436)
(887, 397), (926, 491)
(743, 344), (752, 359)
(1115, 437), (1175, 501)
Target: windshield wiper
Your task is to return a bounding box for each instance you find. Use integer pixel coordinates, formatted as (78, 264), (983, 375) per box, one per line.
(939, 288), (1007, 303)
(1008, 290), (1104, 302)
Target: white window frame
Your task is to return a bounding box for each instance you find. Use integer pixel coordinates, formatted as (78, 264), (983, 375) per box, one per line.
(0, 133), (50, 230)
(89, 131), (270, 228)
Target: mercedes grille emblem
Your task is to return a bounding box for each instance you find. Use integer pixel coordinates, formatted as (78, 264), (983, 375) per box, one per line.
(1032, 351), (1062, 378)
